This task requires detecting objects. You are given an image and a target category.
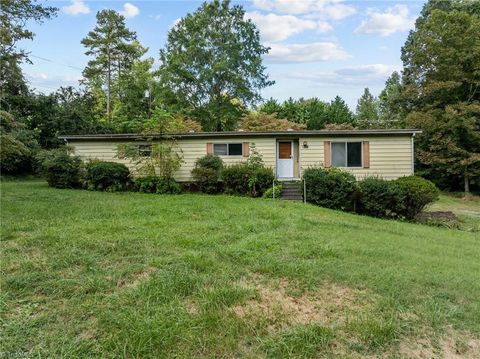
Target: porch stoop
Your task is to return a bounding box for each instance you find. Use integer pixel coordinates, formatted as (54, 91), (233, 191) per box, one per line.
(280, 181), (303, 201)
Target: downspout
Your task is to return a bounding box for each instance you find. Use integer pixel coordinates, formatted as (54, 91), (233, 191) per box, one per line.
(411, 133), (415, 175)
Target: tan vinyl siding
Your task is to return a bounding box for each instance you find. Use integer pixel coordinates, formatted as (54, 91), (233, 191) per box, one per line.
(299, 136), (413, 180)
(70, 137), (276, 182)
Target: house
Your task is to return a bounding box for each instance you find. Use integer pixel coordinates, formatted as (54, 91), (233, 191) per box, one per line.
(60, 129), (420, 181)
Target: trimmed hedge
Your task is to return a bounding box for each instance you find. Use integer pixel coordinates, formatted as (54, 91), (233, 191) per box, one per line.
(358, 177), (400, 218)
(222, 163), (274, 197)
(41, 150), (82, 188)
(84, 161), (130, 192)
(392, 176), (439, 220)
(303, 167), (357, 210)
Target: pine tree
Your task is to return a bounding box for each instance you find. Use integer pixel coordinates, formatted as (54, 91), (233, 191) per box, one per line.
(356, 88), (379, 128)
(81, 10), (141, 120)
(378, 72), (406, 128)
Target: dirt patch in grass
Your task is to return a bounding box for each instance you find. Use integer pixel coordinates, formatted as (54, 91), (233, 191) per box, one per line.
(232, 275), (370, 330)
(399, 327), (480, 359)
(116, 267), (156, 289)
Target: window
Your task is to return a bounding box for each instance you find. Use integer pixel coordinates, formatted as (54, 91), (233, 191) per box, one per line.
(138, 144), (152, 157)
(214, 143), (243, 156)
(331, 142), (362, 167)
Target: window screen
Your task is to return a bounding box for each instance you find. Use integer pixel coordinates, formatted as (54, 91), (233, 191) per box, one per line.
(331, 142), (346, 167)
(213, 144), (228, 155)
(347, 142), (362, 167)
(213, 143), (243, 156)
(331, 142), (362, 167)
(228, 143), (243, 156)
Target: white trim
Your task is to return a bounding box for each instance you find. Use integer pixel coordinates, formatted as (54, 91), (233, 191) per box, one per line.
(411, 133), (415, 175)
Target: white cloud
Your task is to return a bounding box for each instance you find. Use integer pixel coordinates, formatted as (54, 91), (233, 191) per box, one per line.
(355, 5), (415, 36)
(247, 12), (330, 42)
(266, 42), (350, 63)
(62, 0), (90, 15)
(287, 64), (401, 85)
(120, 3), (139, 18)
(252, 0), (356, 20)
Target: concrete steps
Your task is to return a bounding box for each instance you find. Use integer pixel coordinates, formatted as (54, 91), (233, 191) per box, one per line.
(280, 182), (303, 201)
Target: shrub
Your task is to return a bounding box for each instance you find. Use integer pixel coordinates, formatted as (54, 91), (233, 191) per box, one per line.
(41, 149), (82, 188)
(358, 177), (399, 218)
(134, 176), (159, 193)
(156, 177), (181, 194)
(0, 134), (32, 174)
(195, 154), (223, 172)
(222, 163), (274, 197)
(303, 167), (357, 210)
(84, 161), (130, 192)
(262, 183), (282, 199)
(392, 176), (439, 220)
(191, 155), (223, 193)
(134, 175), (181, 194)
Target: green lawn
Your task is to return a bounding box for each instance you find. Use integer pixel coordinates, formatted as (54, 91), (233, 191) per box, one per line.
(1, 181), (479, 358)
(427, 193), (480, 232)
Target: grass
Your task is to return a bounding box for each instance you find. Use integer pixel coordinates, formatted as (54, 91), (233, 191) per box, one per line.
(427, 193), (480, 231)
(1, 181), (480, 358)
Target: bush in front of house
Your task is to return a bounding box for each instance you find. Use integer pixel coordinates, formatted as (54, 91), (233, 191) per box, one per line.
(391, 176), (439, 220)
(222, 163), (274, 197)
(262, 183), (282, 199)
(191, 154), (223, 193)
(155, 177), (181, 194)
(303, 167), (357, 210)
(134, 175), (182, 194)
(134, 176), (160, 193)
(84, 161), (131, 192)
(40, 149), (83, 188)
(357, 177), (400, 218)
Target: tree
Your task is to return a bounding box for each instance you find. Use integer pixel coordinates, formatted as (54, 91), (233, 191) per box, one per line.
(325, 96), (356, 127)
(0, 0), (57, 63)
(159, 0), (273, 131)
(356, 88), (379, 128)
(378, 72), (406, 128)
(81, 10), (141, 119)
(238, 112), (305, 131)
(401, 6), (480, 192)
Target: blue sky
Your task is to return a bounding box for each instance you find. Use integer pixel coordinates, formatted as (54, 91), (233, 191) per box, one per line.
(20, 0), (425, 109)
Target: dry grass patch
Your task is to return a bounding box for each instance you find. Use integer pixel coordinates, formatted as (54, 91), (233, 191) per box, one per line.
(116, 267), (156, 289)
(399, 327), (480, 359)
(232, 275), (372, 330)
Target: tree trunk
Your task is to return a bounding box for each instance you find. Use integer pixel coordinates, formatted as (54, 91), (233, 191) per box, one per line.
(107, 48), (111, 120)
(464, 173), (470, 193)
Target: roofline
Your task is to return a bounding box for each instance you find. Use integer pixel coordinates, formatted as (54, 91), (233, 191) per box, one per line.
(59, 129), (422, 141)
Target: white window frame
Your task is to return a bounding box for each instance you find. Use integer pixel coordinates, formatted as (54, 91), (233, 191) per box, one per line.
(213, 143), (243, 156)
(331, 141), (363, 168)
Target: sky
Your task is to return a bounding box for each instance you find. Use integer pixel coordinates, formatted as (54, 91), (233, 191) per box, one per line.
(20, 0), (426, 109)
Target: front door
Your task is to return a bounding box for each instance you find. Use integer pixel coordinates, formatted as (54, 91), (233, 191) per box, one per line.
(277, 141), (294, 178)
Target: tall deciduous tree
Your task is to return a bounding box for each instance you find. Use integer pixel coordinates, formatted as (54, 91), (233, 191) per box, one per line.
(159, 0), (273, 131)
(356, 88), (379, 128)
(81, 10), (141, 119)
(0, 0), (57, 63)
(401, 6), (480, 192)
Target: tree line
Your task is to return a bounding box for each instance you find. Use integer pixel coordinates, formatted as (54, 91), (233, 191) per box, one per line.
(0, 0), (478, 192)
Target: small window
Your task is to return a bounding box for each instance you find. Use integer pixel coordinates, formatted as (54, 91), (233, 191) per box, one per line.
(331, 142), (362, 167)
(138, 144), (152, 157)
(213, 143), (243, 156)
